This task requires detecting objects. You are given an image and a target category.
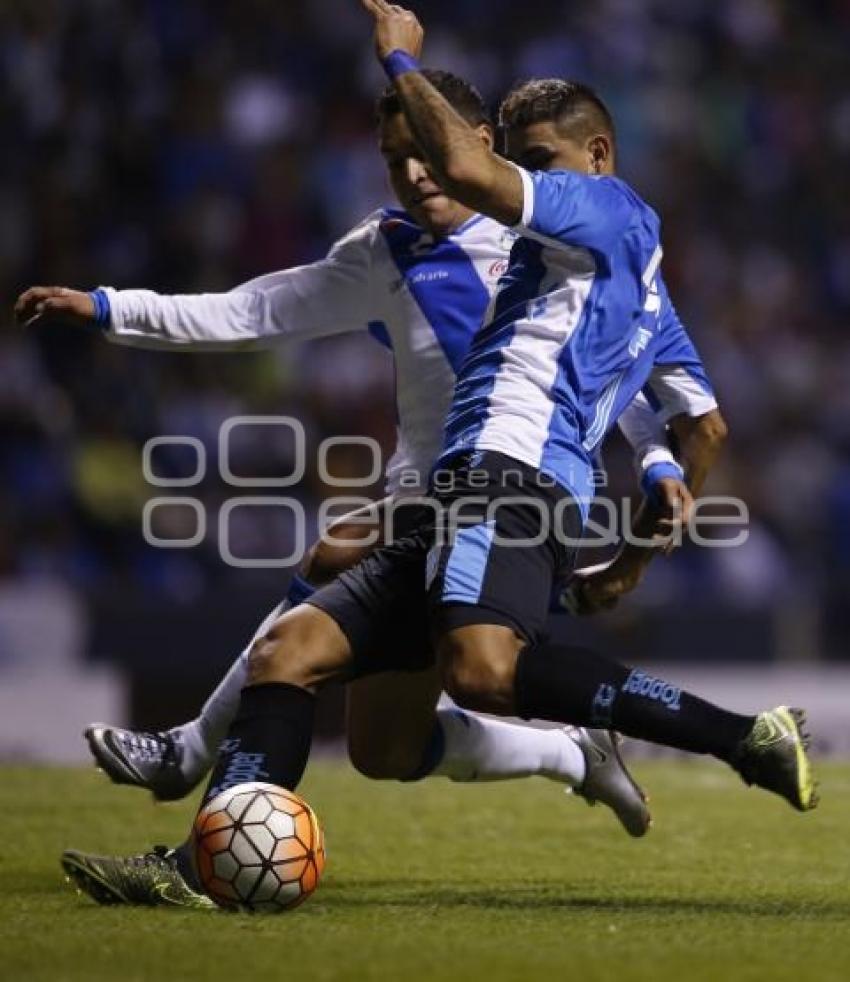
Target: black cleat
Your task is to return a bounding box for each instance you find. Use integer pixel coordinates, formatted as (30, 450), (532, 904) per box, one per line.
(732, 706), (819, 812)
(61, 846), (216, 909)
(84, 724), (196, 802)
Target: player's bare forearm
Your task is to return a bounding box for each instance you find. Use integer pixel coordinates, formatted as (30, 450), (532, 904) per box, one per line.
(393, 72), (522, 225)
(670, 407), (728, 497)
(361, 0), (522, 224)
(613, 408), (728, 574)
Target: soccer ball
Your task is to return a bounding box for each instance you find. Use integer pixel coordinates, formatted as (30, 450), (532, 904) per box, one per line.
(193, 782), (325, 913)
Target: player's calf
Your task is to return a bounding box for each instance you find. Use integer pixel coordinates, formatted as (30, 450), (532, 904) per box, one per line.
(438, 623), (523, 715)
(200, 605), (354, 807)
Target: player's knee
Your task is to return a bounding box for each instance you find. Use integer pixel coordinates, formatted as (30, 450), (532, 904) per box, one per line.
(246, 608), (343, 688)
(439, 629), (520, 714)
(247, 626), (290, 683)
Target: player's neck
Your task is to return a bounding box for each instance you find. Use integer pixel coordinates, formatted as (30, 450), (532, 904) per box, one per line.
(421, 205), (479, 239)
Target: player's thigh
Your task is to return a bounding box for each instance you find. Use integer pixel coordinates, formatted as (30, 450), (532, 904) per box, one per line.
(305, 497), (390, 583)
(306, 496), (423, 583)
(346, 668), (443, 780)
(308, 514), (435, 679)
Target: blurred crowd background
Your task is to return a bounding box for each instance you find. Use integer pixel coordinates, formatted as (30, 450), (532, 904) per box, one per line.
(1, 0), (848, 732)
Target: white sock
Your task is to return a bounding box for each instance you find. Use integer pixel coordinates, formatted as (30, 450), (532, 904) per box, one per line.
(431, 708), (587, 787)
(174, 597), (292, 783)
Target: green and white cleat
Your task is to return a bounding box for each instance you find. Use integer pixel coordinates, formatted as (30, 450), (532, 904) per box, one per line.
(569, 727), (652, 838)
(732, 706), (819, 812)
(61, 845), (216, 910)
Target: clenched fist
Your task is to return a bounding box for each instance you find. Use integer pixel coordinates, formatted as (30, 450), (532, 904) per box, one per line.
(360, 0), (424, 61)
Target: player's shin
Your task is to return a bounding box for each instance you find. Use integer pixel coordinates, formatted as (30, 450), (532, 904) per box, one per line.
(412, 707), (586, 785)
(514, 643), (754, 761)
(179, 575), (317, 779)
(200, 682), (316, 806)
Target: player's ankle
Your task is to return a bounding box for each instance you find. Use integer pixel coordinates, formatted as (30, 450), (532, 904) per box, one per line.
(172, 720), (215, 782)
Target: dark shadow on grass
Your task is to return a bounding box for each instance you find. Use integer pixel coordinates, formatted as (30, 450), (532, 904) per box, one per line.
(316, 880), (850, 921)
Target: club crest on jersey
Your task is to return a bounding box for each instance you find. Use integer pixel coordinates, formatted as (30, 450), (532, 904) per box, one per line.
(629, 326), (653, 358)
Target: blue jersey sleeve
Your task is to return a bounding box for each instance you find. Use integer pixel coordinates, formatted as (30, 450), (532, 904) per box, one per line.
(514, 166), (637, 257)
(642, 276), (717, 420)
(653, 278), (711, 379)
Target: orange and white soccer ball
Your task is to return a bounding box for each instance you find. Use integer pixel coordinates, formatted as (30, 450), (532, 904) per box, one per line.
(193, 782), (325, 912)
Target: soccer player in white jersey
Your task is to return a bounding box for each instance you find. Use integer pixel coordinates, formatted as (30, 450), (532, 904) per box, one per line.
(49, 6), (816, 908)
(17, 68), (717, 840)
(16, 59), (780, 908)
(148, 2), (812, 833)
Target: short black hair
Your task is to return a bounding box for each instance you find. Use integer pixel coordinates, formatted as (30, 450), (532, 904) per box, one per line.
(499, 79), (615, 147)
(376, 69), (492, 129)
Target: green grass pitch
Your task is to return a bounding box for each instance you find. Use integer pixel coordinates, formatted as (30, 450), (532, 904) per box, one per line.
(2, 760), (849, 982)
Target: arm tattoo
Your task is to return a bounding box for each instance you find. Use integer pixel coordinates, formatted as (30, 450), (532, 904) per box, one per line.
(393, 72), (489, 183)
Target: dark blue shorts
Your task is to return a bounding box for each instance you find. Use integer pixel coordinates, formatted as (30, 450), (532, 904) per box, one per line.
(307, 452), (582, 675)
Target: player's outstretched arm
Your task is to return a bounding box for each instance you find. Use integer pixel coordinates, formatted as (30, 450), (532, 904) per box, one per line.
(14, 217), (379, 350)
(361, 0), (523, 226)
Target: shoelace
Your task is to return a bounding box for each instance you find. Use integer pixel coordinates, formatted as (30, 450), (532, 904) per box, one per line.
(118, 731), (175, 765)
(128, 846), (173, 871)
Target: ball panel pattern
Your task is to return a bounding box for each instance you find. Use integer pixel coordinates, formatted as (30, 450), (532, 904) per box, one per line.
(242, 822), (275, 859)
(293, 810), (314, 849)
(266, 810), (296, 840)
(268, 790), (306, 817)
(201, 809), (234, 836)
(193, 782), (325, 913)
(272, 837), (308, 863)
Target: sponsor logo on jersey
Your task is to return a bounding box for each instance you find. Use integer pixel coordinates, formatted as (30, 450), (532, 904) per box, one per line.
(407, 269), (450, 285)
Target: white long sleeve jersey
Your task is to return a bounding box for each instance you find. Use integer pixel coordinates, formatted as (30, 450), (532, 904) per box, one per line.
(103, 208), (716, 493)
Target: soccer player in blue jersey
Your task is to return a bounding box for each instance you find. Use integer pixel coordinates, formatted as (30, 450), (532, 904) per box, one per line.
(33, 25), (815, 901)
(164, 2), (812, 830)
(18, 72), (693, 821)
(20, 70), (725, 904)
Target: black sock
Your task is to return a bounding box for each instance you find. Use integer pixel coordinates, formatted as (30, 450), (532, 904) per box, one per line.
(514, 642), (754, 762)
(200, 682), (316, 807)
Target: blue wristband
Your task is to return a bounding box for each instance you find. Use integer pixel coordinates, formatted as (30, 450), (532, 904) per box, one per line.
(87, 288), (111, 328)
(382, 49), (421, 81)
(641, 460), (685, 500)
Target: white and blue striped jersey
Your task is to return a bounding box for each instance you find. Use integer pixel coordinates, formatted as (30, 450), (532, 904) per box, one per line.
(438, 168), (710, 515)
(101, 204), (715, 493)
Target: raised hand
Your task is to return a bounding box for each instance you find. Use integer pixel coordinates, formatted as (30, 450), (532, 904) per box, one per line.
(13, 286), (96, 329)
(359, 0), (424, 61)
